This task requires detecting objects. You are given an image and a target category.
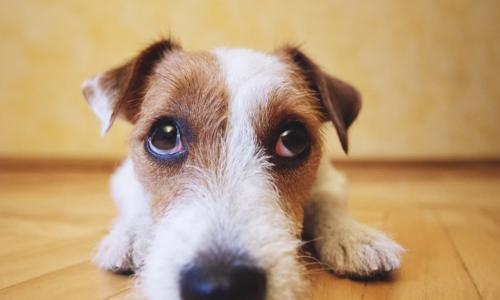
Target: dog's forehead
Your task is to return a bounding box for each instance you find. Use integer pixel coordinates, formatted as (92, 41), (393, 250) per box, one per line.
(212, 48), (289, 112)
(212, 48), (288, 85)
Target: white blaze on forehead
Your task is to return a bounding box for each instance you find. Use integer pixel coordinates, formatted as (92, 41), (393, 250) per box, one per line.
(213, 48), (290, 165)
(212, 48), (289, 123)
(212, 48), (287, 195)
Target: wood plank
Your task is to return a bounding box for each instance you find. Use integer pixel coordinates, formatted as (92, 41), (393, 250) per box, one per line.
(311, 209), (480, 300)
(0, 262), (131, 300)
(106, 289), (134, 300)
(0, 234), (102, 288)
(0, 171), (116, 225)
(482, 208), (500, 227)
(348, 178), (500, 212)
(0, 234), (55, 258)
(0, 216), (103, 238)
(438, 210), (500, 300)
(361, 210), (480, 300)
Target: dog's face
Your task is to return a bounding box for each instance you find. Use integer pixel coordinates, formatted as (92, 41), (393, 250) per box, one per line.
(83, 40), (360, 300)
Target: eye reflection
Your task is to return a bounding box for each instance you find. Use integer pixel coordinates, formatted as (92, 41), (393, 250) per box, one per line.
(274, 123), (310, 158)
(146, 119), (186, 158)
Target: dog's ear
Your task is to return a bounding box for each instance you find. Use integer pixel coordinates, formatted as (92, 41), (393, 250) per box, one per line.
(81, 39), (180, 135)
(281, 47), (362, 154)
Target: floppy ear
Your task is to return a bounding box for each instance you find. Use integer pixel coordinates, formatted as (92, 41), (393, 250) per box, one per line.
(282, 47), (362, 154)
(81, 39), (180, 135)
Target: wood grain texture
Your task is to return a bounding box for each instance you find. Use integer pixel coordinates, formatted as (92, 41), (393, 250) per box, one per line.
(0, 162), (499, 299)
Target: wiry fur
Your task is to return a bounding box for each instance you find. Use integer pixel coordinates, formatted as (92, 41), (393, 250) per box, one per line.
(81, 75), (114, 135)
(305, 156), (404, 277)
(83, 41), (403, 300)
(93, 158), (152, 272)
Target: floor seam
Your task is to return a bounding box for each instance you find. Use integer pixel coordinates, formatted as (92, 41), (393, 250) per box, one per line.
(0, 259), (90, 291)
(434, 210), (484, 300)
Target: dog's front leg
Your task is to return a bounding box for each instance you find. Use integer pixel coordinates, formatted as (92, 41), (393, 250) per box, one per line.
(93, 158), (152, 273)
(304, 158), (404, 277)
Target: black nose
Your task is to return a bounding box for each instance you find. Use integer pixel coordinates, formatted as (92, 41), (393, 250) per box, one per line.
(180, 264), (267, 300)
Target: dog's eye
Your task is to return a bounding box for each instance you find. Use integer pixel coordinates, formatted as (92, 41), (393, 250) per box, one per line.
(275, 123), (310, 158)
(146, 120), (185, 157)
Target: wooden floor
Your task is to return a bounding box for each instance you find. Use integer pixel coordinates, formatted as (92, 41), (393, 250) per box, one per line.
(0, 161), (499, 300)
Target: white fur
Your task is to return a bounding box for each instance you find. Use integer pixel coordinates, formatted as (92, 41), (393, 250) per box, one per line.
(93, 158), (152, 272)
(212, 48), (291, 122)
(81, 75), (114, 135)
(305, 154), (404, 276)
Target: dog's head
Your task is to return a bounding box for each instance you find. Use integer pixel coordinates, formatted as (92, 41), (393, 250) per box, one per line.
(82, 39), (360, 300)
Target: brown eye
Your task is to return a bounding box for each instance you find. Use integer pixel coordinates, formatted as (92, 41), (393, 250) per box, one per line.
(275, 123), (310, 158)
(146, 119), (185, 158)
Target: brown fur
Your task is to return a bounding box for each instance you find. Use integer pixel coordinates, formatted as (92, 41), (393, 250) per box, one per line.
(96, 40), (181, 126)
(252, 75), (324, 236)
(128, 51), (229, 219)
(278, 47), (362, 153)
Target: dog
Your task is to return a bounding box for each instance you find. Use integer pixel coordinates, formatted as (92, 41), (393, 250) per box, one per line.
(82, 39), (403, 300)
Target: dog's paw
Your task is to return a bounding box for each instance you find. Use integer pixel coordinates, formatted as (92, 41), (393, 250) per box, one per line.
(316, 221), (404, 278)
(93, 229), (135, 274)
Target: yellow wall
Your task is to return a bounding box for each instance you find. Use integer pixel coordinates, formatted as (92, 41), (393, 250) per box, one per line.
(1, 0), (499, 160)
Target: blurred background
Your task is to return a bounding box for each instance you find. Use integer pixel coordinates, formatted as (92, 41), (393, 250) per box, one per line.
(0, 0), (499, 162)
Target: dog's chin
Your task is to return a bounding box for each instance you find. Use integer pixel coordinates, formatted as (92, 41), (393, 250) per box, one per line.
(136, 195), (309, 300)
